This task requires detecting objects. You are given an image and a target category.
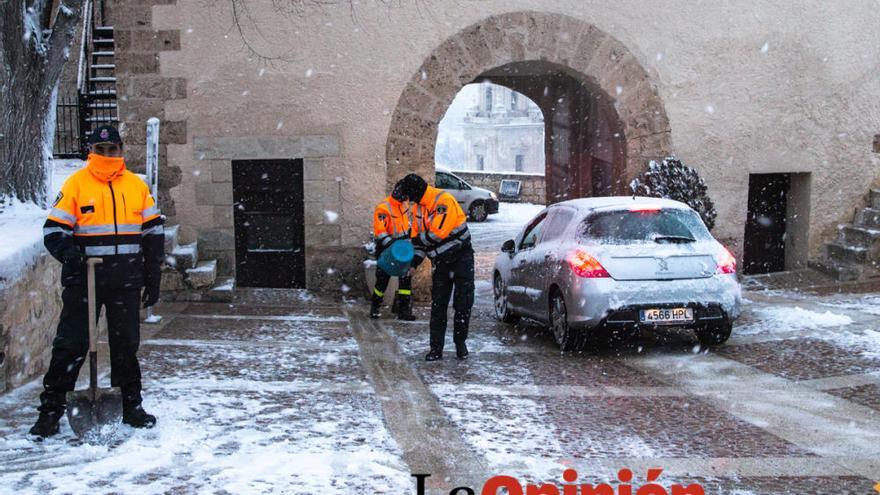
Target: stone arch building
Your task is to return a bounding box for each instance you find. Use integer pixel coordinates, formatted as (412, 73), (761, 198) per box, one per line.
(101, 0), (880, 291)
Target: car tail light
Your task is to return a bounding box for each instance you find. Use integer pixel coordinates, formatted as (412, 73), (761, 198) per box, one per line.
(567, 249), (610, 278)
(715, 246), (737, 274)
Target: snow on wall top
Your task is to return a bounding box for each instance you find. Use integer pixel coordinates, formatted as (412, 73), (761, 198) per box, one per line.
(556, 196), (693, 212)
(0, 160), (83, 287)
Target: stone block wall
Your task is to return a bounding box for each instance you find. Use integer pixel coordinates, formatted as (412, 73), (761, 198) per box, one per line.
(106, 0), (184, 216)
(454, 171), (546, 205)
(0, 255), (62, 394)
(190, 136), (364, 293)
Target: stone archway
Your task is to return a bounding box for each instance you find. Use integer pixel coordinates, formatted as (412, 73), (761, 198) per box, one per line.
(385, 11), (672, 199)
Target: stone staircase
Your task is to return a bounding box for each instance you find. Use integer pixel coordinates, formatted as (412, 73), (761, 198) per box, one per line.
(161, 224), (235, 302)
(811, 189), (880, 281)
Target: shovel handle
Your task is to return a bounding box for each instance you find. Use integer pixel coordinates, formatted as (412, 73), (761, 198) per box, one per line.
(87, 258), (102, 395)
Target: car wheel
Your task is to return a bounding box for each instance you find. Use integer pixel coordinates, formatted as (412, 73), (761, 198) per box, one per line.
(469, 201), (488, 222)
(494, 274), (517, 323)
(550, 291), (581, 351)
(696, 322), (732, 347)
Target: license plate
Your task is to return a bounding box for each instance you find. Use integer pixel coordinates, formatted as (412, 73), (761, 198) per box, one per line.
(640, 307), (694, 324)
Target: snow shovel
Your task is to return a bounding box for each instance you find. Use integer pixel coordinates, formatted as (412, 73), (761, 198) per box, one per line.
(66, 258), (123, 437)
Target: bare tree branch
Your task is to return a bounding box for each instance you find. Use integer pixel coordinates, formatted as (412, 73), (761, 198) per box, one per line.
(222, 0), (429, 63)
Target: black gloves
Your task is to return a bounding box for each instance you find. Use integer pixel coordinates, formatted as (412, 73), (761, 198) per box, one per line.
(141, 281), (160, 308)
(60, 246), (85, 266)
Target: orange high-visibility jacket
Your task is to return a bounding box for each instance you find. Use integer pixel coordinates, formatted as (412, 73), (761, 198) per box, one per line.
(416, 185), (471, 260)
(44, 154), (165, 288)
(373, 196), (412, 252)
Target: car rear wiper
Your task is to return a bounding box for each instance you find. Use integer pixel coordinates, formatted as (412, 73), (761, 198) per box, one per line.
(653, 235), (696, 243)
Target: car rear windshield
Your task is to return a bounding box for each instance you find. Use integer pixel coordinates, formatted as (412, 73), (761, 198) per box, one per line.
(579, 208), (713, 244)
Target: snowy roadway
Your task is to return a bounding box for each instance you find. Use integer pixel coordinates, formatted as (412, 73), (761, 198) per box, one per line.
(1, 203), (880, 494)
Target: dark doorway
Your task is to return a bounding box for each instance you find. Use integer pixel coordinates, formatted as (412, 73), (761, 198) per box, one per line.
(474, 61), (626, 203)
(232, 159), (305, 288)
(744, 173), (791, 275)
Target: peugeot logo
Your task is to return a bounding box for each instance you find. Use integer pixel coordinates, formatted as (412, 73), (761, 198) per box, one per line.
(657, 258), (670, 272)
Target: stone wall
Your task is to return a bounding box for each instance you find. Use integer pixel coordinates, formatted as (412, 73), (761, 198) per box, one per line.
(106, 0), (184, 216)
(140, 1), (880, 290)
(0, 255), (62, 394)
(190, 135), (364, 293)
(454, 171), (545, 205)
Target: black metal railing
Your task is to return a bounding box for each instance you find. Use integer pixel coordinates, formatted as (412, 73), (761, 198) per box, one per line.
(54, 90), (83, 158)
(53, 0), (117, 159)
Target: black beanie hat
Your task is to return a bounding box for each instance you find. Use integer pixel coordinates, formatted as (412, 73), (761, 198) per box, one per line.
(392, 173), (428, 202)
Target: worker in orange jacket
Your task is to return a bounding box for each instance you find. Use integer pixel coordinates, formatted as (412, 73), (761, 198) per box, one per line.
(392, 173), (473, 361)
(371, 196), (420, 320)
(30, 125), (163, 438)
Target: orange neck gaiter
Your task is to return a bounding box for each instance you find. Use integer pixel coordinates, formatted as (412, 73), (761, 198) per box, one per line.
(87, 153), (126, 182)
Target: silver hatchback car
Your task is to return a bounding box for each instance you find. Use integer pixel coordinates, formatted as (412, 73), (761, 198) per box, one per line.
(493, 197), (742, 350)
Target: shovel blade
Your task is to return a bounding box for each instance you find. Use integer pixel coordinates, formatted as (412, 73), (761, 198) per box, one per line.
(66, 387), (123, 437)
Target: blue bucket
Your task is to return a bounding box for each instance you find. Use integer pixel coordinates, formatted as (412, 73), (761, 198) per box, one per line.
(378, 240), (414, 277)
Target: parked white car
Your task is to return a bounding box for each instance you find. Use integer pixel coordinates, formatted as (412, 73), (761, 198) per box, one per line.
(493, 196), (742, 350)
(435, 167), (499, 222)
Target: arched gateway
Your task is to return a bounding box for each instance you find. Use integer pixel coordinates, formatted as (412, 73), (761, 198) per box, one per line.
(385, 11), (672, 202)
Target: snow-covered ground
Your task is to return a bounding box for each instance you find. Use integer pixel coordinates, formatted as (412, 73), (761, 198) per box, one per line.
(0, 160), (82, 286)
(0, 303), (411, 494)
(470, 202), (544, 252)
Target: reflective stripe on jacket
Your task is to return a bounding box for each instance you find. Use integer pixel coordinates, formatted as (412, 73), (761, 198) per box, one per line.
(44, 154), (165, 288)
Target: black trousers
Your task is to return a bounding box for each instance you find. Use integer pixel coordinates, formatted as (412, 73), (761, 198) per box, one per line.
(38, 286), (143, 414)
(429, 249), (475, 351)
(373, 268), (412, 297)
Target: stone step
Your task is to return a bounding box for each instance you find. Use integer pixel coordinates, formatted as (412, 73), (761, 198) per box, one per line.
(871, 189), (880, 210)
(855, 207), (880, 229)
(809, 259), (862, 282)
(87, 88), (116, 98)
(186, 260), (217, 289)
(171, 242), (198, 270)
(208, 277), (236, 302)
(826, 242), (869, 265)
(159, 277), (235, 302)
(163, 224), (179, 253)
(839, 224), (880, 251)
(159, 267), (185, 292)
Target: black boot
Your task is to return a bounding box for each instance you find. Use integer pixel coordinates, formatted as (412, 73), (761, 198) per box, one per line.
(425, 349), (443, 361)
(455, 341), (469, 360)
(397, 295), (416, 321)
(369, 292), (383, 319)
(123, 404), (157, 429)
(29, 410), (62, 439)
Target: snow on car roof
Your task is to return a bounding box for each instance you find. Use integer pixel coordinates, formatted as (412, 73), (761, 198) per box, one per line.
(555, 196), (692, 212)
